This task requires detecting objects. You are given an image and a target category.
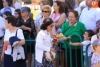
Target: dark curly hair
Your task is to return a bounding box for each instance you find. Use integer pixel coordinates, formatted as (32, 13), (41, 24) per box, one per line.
(40, 18), (53, 30)
(54, 1), (65, 14)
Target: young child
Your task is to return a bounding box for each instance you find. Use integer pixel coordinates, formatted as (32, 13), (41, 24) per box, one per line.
(91, 39), (100, 67)
(70, 30), (94, 67)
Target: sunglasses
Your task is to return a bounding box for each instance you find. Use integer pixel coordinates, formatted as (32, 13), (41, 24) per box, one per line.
(42, 10), (49, 13)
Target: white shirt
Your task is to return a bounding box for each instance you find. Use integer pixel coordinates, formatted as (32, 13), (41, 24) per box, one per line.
(4, 28), (24, 55)
(0, 16), (5, 37)
(35, 30), (52, 63)
(14, 2), (22, 9)
(81, 40), (91, 56)
(79, 7), (100, 30)
(1, 7), (15, 16)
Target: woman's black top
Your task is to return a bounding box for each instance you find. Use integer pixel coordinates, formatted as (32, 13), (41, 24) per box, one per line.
(18, 18), (37, 39)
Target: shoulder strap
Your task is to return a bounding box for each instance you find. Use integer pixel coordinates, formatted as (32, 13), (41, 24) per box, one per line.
(97, 34), (99, 39)
(66, 22), (77, 31)
(15, 29), (18, 36)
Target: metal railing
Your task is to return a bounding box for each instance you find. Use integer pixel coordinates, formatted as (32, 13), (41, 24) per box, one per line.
(25, 34), (91, 67)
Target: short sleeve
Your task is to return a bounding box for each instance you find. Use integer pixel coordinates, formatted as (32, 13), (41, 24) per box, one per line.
(17, 29), (24, 40)
(80, 23), (86, 35)
(4, 30), (7, 42)
(81, 41), (90, 46)
(61, 22), (68, 34)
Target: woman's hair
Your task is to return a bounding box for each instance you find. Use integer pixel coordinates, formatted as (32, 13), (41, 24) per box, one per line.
(41, 0), (51, 6)
(54, 1), (65, 14)
(40, 18), (53, 30)
(68, 10), (79, 20)
(5, 16), (16, 26)
(15, 9), (21, 18)
(65, 0), (75, 10)
(95, 28), (100, 34)
(42, 5), (52, 13)
(4, 11), (12, 17)
(86, 30), (95, 40)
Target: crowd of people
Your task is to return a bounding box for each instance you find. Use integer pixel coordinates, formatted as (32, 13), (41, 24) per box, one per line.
(0, 0), (100, 67)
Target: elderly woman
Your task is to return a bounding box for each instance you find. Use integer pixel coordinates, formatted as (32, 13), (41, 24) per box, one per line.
(19, 7), (36, 67)
(35, 18), (55, 67)
(36, 5), (52, 33)
(60, 10), (86, 67)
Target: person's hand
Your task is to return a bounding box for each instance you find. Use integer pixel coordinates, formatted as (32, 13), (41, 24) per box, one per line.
(50, 48), (55, 52)
(4, 41), (10, 45)
(67, 36), (71, 40)
(69, 41), (73, 45)
(1, 54), (4, 62)
(21, 25), (27, 30)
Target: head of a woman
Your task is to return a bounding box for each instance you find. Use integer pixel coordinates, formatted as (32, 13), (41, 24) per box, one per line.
(42, 5), (51, 18)
(14, 9), (21, 18)
(3, 11), (12, 19)
(40, 18), (53, 32)
(40, 0), (51, 10)
(5, 16), (16, 29)
(21, 7), (31, 18)
(53, 1), (65, 14)
(68, 10), (78, 24)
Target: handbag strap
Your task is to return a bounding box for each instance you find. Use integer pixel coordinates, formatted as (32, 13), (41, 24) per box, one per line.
(15, 29), (19, 36)
(66, 22), (77, 32)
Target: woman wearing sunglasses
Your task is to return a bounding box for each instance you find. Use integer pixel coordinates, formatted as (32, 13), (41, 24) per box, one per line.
(36, 5), (52, 33)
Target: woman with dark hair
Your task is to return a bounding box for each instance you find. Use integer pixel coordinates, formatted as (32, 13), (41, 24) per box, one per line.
(51, 1), (67, 35)
(35, 18), (55, 67)
(1, 16), (26, 67)
(14, 9), (21, 27)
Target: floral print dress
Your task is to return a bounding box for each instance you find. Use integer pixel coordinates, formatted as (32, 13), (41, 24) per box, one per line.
(91, 52), (100, 67)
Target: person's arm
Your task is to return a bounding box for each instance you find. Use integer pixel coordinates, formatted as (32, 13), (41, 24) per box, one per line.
(80, 23), (86, 35)
(70, 41), (83, 46)
(95, 9), (100, 22)
(55, 13), (66, 28)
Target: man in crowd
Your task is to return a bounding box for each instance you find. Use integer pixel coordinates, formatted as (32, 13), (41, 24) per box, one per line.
(1, 0), (15, 16)
(79, 0), (100, 30)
